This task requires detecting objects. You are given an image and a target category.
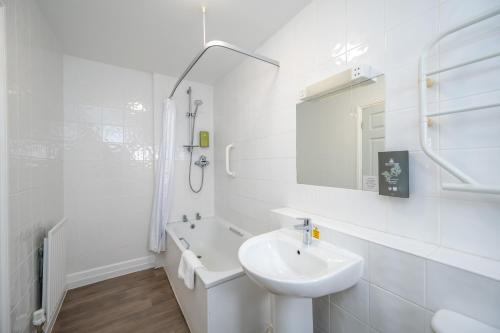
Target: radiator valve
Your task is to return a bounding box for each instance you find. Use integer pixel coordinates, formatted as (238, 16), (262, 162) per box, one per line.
(32, 308), (46, 327)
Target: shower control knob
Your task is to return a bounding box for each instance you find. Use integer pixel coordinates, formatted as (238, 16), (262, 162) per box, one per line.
(195, 155), (209, 168)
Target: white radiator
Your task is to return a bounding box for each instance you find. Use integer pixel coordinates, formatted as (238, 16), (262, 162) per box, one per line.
(42, 218), (67, 330)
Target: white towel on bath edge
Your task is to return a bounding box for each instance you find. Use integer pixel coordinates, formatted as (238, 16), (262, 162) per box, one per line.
(177, 250), (204, 290)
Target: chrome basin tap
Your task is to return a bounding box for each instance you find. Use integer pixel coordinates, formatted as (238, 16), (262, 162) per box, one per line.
(294, 217), (312, 246)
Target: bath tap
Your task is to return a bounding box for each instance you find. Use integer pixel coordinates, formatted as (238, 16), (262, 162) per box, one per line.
(196, 213), (201, 220)
(182, 215), (189, 223)
(294, 217), (312, 246)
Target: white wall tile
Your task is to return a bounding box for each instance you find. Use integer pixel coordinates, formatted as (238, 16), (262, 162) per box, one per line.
(307, 190), (388, 232)
(292, 3), (318, 78)
(409, 152), (439, 197)
(386, 7), (438, 69)
(426, 261), (500, 329)
(313, 297), (330, 333)
(439, 0), (500, 32)
(437, 92), (500, 150)
(439, 57), (500, 103)
(346, 34), (387, 74)
(331, 279), (369, 323)
(386, 196), (439, 244)
(331, 304), (370, 333)
(346, 0), (385, 49)
(369, 243), (426, 305)
(315, 0), (347, 65)
(370, 285), (428, 333)
(385, 63), (437, 112)
(440, 148), (500, 190)
(440, 199), (500, 260)
(385, 0), (438, 30)
(385, 108), (424, 152)
(7, 0), (64, 328)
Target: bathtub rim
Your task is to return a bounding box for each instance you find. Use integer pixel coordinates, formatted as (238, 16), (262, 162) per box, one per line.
(165, 216), (251, 289)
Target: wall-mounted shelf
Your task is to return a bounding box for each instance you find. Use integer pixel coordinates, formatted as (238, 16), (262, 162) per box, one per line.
(419, 7), (500, 195)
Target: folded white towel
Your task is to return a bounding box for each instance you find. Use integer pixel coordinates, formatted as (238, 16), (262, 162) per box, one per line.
(177, 250), (204, 290)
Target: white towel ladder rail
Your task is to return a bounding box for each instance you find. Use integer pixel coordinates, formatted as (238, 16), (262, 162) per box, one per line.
(419, 7), (500, 195)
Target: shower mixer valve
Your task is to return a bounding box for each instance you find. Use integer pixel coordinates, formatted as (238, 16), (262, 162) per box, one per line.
(194, 155), (209, 168)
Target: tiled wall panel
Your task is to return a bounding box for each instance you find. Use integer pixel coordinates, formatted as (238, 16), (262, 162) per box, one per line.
(63, 56), (155, 274)
(213, 0), (500, 332)
(6, 0), (64, 332)
(63, 56), (214, 275)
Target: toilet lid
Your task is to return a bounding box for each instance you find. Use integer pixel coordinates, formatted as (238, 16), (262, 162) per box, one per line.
(432, 310), (500, 333)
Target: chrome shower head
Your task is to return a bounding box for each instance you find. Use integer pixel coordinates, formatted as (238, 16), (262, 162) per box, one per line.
(193, 99), (203, 115)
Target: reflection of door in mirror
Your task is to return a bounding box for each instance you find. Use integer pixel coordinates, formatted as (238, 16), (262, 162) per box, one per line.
(358, 103), (385, 191)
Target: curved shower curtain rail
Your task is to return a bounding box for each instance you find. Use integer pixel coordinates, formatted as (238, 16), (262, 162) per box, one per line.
(169, 40), (280, 98)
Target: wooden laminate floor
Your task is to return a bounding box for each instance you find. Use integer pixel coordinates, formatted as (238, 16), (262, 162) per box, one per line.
(53, 268), (190, 333)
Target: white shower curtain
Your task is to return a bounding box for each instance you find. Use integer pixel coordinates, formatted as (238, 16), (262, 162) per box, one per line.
(149, 98), (177, 253)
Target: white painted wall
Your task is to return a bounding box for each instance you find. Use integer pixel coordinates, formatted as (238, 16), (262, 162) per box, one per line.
(5, 0), (64, 331)
(63, 56), (214, 278)
(213, 0), (500, 332)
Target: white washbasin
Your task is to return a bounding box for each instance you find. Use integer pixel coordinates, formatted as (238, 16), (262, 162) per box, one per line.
(238, 228), (364, 298)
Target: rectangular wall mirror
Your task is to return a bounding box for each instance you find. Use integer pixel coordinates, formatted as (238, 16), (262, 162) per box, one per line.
(296, 74), (385, 191)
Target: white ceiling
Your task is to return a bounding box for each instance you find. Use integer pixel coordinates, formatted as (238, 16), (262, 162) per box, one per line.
(39, 0), (311, 84)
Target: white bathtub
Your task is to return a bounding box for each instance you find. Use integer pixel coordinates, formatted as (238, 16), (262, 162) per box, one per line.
(164, 217), (270, 333)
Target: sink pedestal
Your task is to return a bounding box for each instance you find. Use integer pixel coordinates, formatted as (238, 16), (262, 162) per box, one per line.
(273, 295), (313, 333)
(239, 228), (364, 333)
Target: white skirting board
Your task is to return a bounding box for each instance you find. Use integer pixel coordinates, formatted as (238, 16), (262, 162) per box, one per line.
(66, 255), (156, 290)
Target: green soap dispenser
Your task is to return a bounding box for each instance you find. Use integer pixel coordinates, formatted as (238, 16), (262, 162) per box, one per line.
(199, 131), (209, 148)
